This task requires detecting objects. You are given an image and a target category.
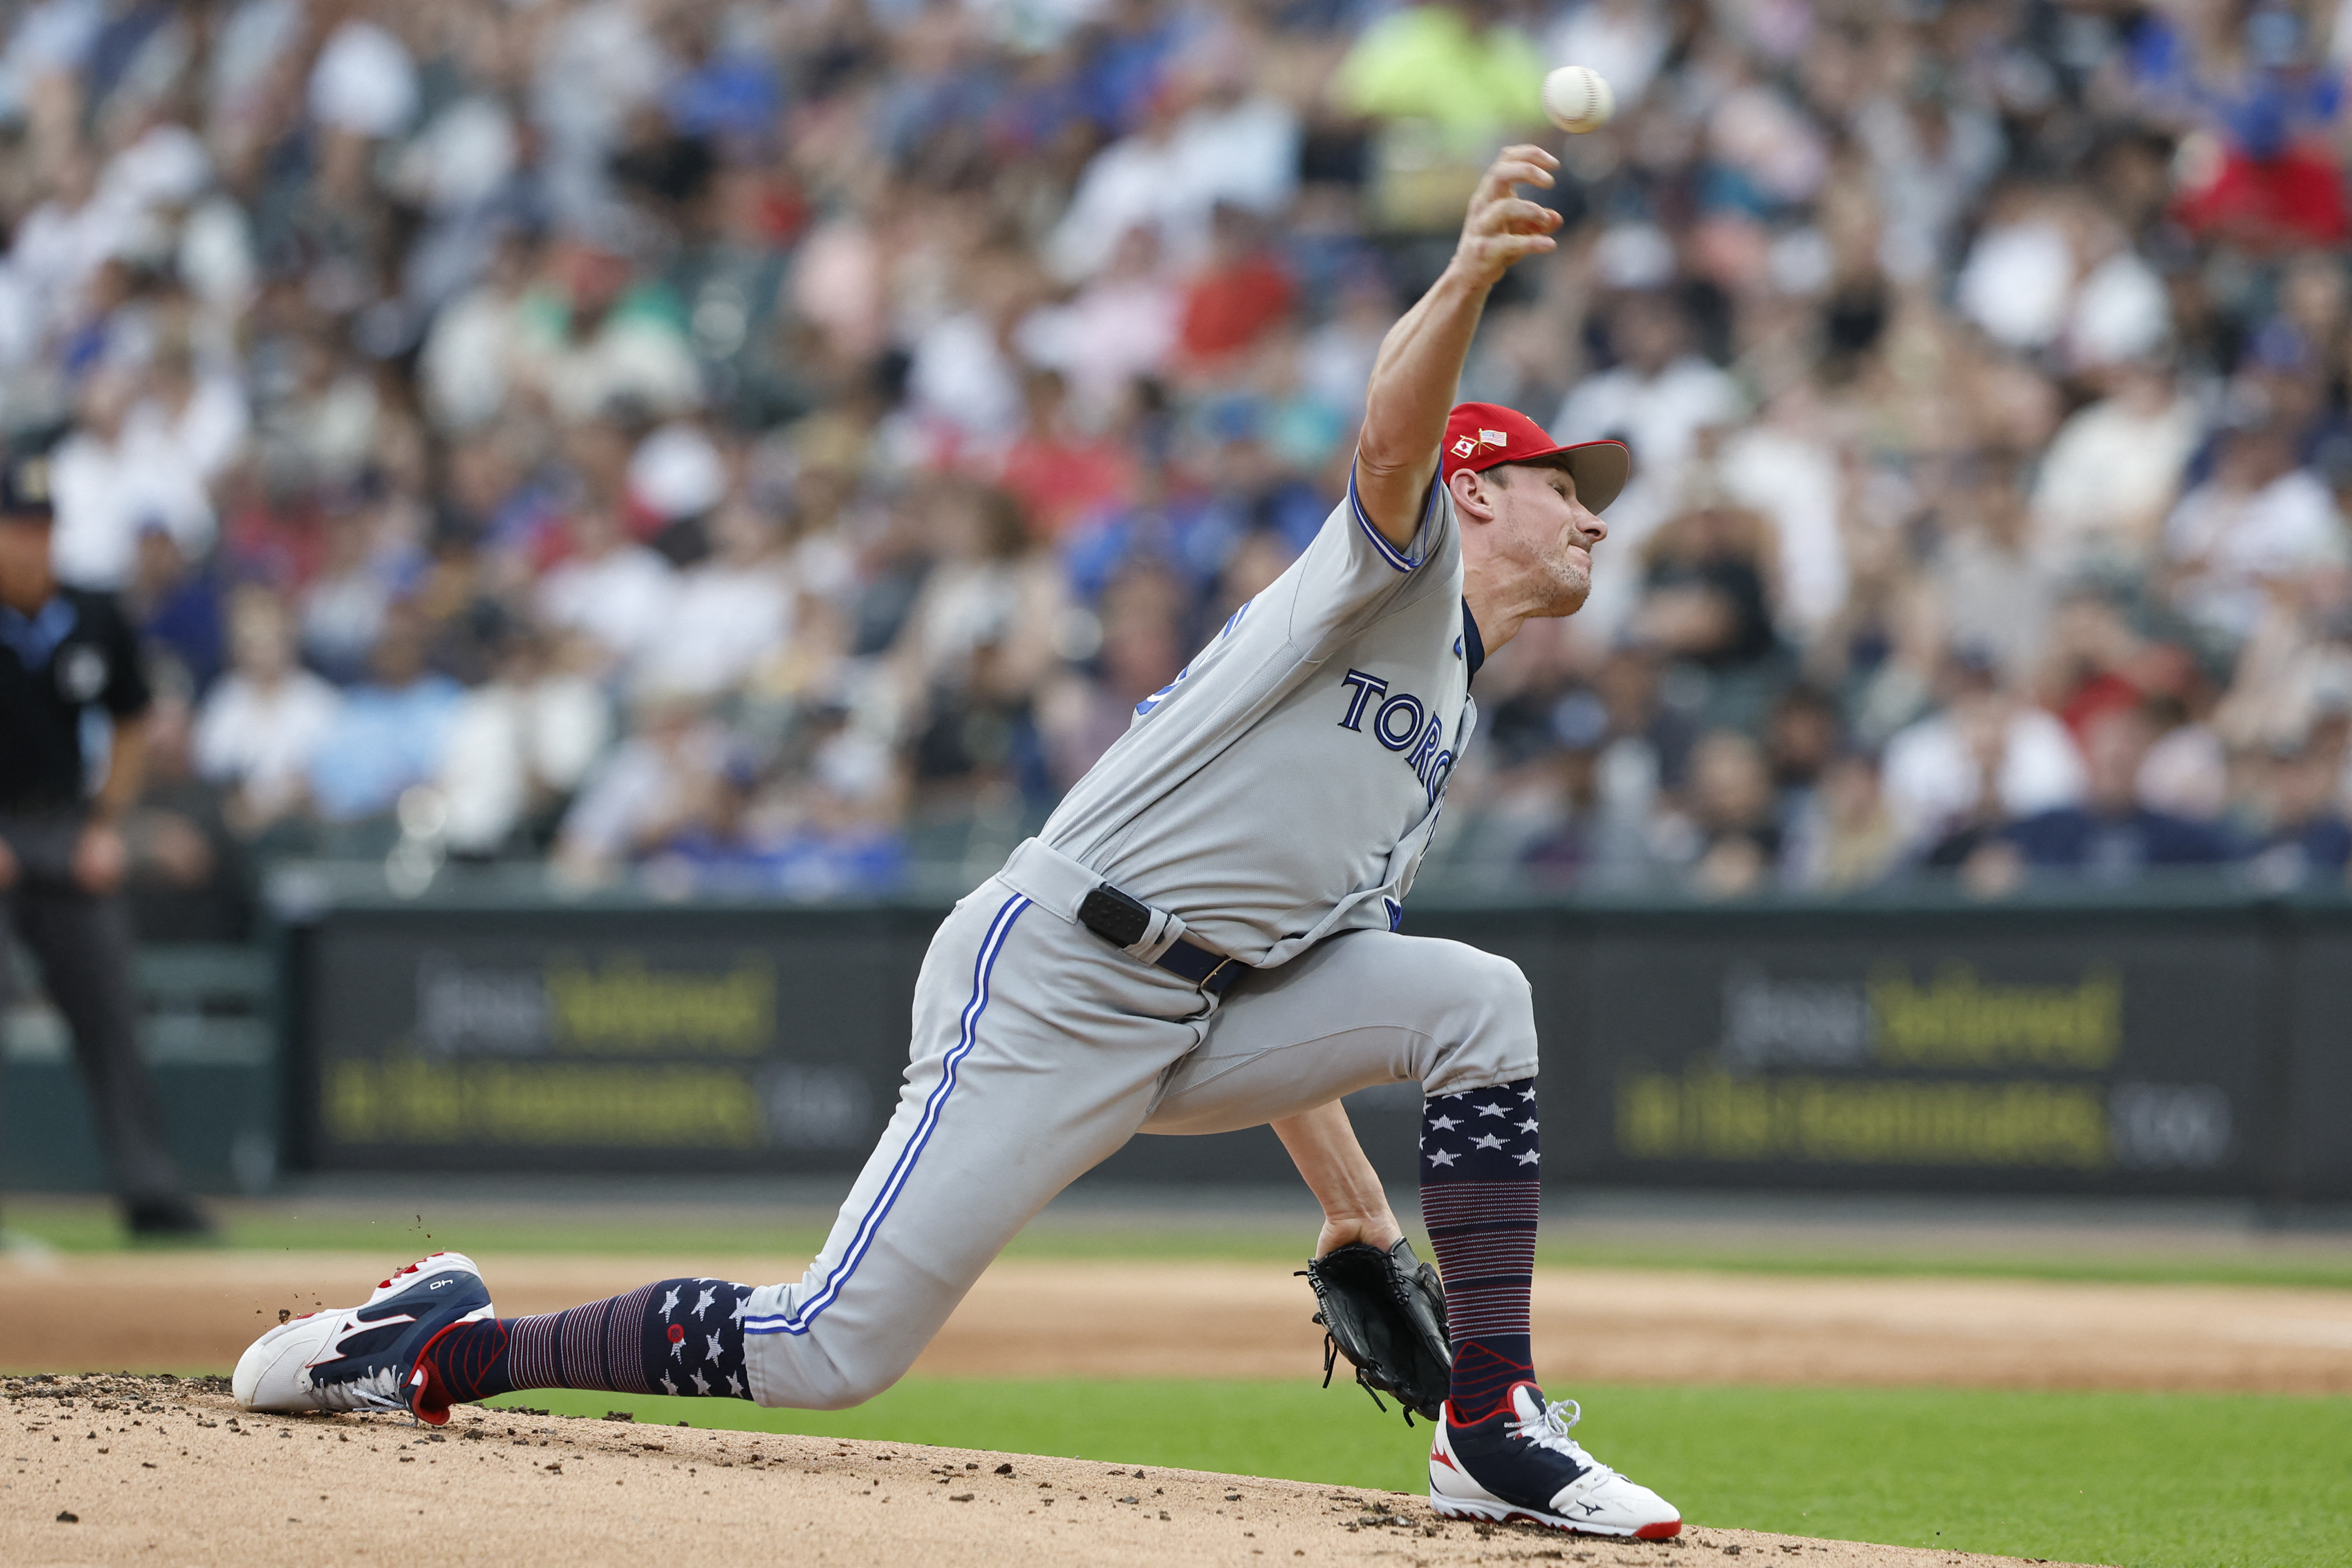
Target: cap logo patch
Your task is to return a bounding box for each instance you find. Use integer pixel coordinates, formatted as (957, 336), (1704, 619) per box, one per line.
(1478, 429), (1509, 446)
(1450, 437), (1478, 458)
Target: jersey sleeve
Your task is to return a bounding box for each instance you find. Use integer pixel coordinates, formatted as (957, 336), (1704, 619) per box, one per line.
(1281, 466), (1457, 656)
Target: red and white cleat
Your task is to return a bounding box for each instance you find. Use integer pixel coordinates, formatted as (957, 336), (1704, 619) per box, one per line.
(232, 1252), (494, 1425)
(1430, 1382), (1681, 1539)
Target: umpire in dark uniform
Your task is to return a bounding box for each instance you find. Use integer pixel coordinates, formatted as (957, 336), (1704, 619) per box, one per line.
(0, 441), (210, 1238)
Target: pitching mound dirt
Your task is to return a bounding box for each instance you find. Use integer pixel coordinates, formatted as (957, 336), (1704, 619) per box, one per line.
(4, 1376), (2099, 1568)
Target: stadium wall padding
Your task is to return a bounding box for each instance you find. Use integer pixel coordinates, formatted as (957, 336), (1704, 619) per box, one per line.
(234, 883), (2352, 1202)
(6, 889), (2348, 1200)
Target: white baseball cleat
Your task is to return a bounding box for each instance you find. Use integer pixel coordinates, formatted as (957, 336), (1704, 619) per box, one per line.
(233, 1251), (494, 1425)
(1430, 1382), (1682, 1539)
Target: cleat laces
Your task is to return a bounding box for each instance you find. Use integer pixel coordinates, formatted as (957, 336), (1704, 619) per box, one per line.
(310, 1362), (409, 1413)
(1507, 1397), (1611, 1478)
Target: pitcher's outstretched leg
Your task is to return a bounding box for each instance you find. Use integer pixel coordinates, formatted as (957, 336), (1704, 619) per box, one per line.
(234, 1255), (760, 1423)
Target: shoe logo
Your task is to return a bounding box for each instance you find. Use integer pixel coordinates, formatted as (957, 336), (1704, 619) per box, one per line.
(1431, 1450), (1460, 1473)
(315, 1311), (415, 1364)
(427, 1280), (451, 1290)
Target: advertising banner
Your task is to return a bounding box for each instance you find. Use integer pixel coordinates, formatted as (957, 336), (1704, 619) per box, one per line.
(283, 896), (2322, 1196)
(296, 910), (927, 1172)
(1549, 917), (2278, 1195)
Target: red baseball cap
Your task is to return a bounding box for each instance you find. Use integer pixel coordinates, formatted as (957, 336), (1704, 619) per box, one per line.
(1441, 402), (1630, 514)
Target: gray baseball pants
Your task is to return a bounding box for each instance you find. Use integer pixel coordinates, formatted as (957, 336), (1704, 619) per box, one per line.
(742, 841), (1537, 1409)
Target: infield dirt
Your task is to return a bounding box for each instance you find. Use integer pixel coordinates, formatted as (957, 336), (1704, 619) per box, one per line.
(6, 1250), (2351, 1394)
(2, 1374), (2103, 1568)
(11, 1249), (2346, 1566)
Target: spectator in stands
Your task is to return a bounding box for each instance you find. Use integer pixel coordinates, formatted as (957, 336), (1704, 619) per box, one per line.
(510, 240), (699, 425)
(1174, 204), (1296, 379)
(997, 369), (1137, 543)
(1038, 561), (1186, 791)
(1629, 503), (1785, 726)
(2135, 667), (2233, 824)
(2036, 586), (2152, 745)
(1883, 648), (2086, 862)
(134, 327), (249, 488)
(194, 587), (340, 839)
(1681, 729), (1782, 899)
(2162, 419), (2346, 651)
(1591, 645), (1697, 813)
(436, 628), (612, 860)
(535, 502), (676, 677)
(305, 608), (463, 829)
(297, 487), (423, 686)
(2247, 734), (2352, 887)
(1996, 704), (2241, 881)
(890, 483), (1065, 809)
(2032, 358), (2202, 575)
(50, 367), (215, 592)
(1929, 464), (2055, 693)
(1513, 740), (1620, 888)
(1784, 752), (1902, 894)
(552, 690), (732, 883)
(1018, 225), (1181, 408)
(1554, 292), (1746, 490)
(127, 523), (223, 692)
(1334, 0), (1546, 193)
(906, 249), (1036, 455)
(634, 497), (793, 700)
(1764, 684), (1843, 835)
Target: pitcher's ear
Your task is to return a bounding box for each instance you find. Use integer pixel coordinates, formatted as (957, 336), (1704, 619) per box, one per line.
(1449, 466), (1495, 522)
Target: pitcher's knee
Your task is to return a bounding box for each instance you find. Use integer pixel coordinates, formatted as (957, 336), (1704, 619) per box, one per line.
(798, 1366), (903, 1411)
(1420, 945), (1538, 1096)
(749, 1334), (916, 1411)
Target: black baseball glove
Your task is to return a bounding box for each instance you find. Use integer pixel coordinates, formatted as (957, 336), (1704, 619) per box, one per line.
(1299, 1238), (1451, 1425)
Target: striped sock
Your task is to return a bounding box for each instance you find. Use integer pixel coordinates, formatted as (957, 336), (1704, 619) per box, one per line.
(1418, 1076), (1541, 1422)
(423, 1279), (755, 1405)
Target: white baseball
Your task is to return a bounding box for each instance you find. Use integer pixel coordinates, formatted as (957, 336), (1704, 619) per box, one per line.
(1542, 66), (1616, 134)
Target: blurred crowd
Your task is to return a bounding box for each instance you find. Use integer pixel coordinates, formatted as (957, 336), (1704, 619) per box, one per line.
(12, 0), (2352, 926)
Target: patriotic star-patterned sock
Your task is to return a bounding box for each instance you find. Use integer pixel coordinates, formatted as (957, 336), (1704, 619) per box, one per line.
(1418, 1075), (1541, 1423)
(423, 1278), (757, 1405)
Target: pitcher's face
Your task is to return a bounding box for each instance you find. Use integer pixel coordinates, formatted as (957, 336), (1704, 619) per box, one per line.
(1485, 463), (1607, 618)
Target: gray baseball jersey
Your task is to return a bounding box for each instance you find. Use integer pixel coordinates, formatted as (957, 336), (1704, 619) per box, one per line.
(1043, 476), (1479, 964)
(741, 476), (1534, 1410)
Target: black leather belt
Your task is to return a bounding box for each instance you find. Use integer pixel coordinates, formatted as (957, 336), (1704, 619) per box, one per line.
(1076, 883), (1248, 995)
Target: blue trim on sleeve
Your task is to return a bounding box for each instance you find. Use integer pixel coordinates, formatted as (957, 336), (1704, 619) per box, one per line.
(1346, 467), (1441, 573)
(1461, 600), (1486, 678)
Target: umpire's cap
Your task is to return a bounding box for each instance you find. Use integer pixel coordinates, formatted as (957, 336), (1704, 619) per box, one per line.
(1442, 402), (1630, 514)
(0, 430), (62, 522)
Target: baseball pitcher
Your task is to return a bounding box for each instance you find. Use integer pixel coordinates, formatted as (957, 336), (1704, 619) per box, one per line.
(236, 145), (1679, 1541)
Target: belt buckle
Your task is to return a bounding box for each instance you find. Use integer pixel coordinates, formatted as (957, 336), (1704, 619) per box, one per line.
(1198, 954), (1239, 992)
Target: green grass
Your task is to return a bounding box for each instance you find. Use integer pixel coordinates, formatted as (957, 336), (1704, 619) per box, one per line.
(8, 1194), (2352, 1289)
(482, 1379), (2352, 1568)
(1523, 1242), (2352, 1292)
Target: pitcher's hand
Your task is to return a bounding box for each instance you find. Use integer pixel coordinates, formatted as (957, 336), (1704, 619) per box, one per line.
(1314, 1208), (1406, 1260)
(1450, 144), (1564, 289)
